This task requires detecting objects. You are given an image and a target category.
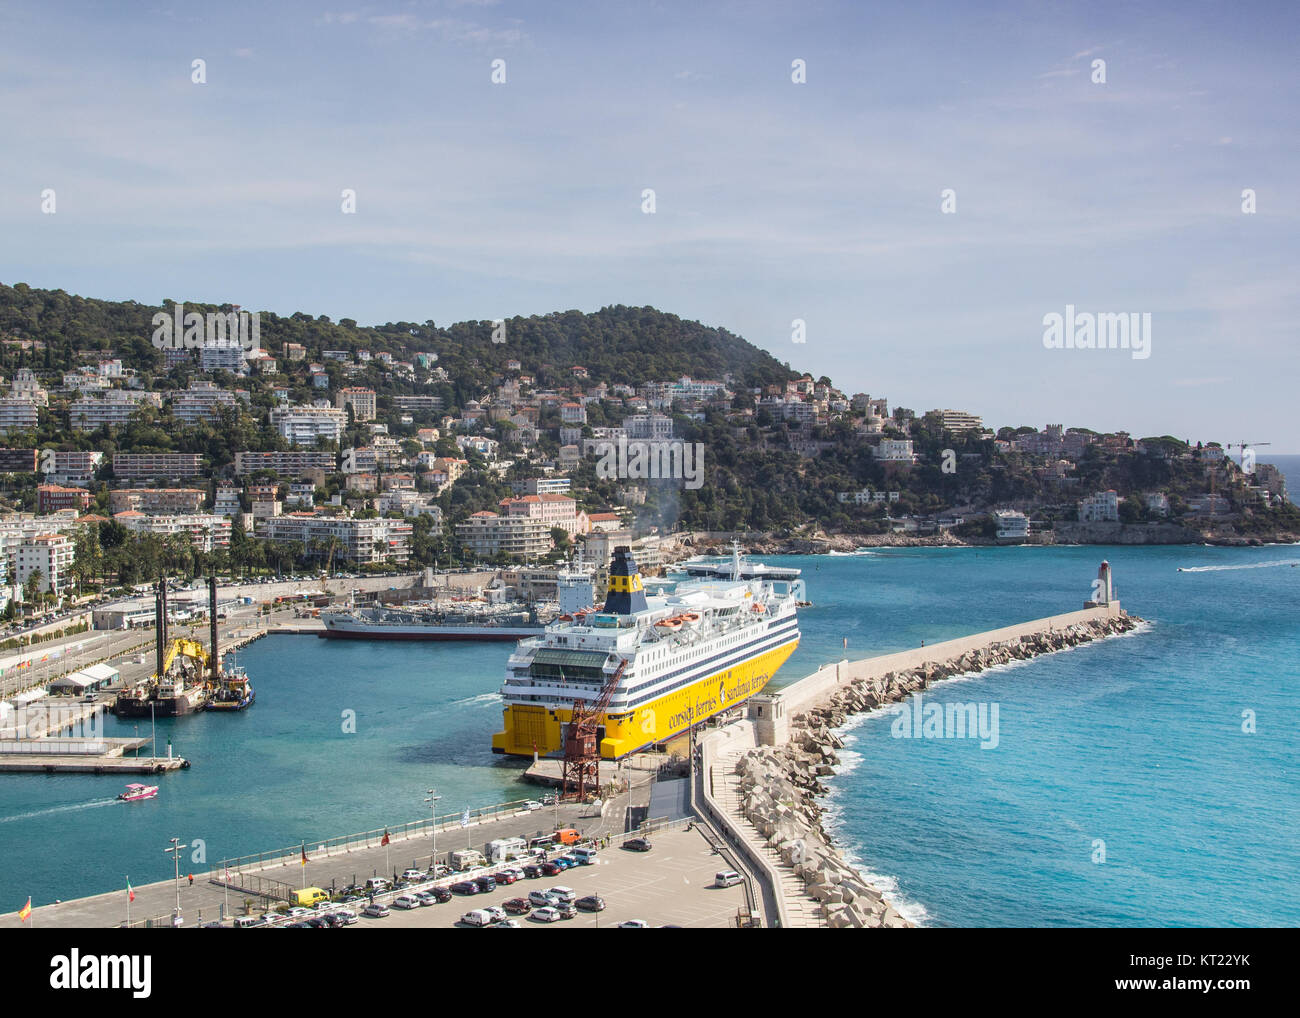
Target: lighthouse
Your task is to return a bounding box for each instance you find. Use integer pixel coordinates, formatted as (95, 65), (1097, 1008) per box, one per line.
(1085, 560), (1116, 609)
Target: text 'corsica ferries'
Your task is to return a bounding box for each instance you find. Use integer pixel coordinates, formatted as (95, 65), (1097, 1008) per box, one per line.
(492, 545), (803, 760)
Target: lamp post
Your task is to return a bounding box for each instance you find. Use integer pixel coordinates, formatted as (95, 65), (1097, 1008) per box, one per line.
(424, 788), (441, 873)
(165, 837), (186, 927)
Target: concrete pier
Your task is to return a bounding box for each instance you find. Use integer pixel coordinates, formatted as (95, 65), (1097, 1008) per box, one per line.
(750, 602), (1125, 746)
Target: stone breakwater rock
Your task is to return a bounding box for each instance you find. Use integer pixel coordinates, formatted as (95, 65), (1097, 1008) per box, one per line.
(733, 613), (1144, 928)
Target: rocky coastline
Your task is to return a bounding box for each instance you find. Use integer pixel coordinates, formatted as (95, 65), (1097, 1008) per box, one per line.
(730, 612), (1144, 928)
(681, 527), (1298, 558)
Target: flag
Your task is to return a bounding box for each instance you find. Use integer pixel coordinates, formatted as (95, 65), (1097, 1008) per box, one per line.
(381, 829), (390, 846)
(843, 637), (847, 650)
(127, 880), (134, 903)
(460, 807), (470, 828)
(300, 844), (308, 866)
(18, 898), (31, 922)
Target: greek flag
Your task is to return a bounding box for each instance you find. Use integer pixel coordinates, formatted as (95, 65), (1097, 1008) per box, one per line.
(460, 807), (471, 828)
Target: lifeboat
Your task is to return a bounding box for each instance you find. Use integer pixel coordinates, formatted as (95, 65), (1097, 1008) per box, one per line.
(680, 612), (701, 623)
(559, 614), (574, 622)
(751, 603), (766, 614)
(655, 617), (683, 630)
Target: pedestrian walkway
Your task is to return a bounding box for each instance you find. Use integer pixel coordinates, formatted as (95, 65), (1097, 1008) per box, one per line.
(704, 724), (823, 928)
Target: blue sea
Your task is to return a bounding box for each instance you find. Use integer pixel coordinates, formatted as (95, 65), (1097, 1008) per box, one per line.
(1, 541), (1298, 927)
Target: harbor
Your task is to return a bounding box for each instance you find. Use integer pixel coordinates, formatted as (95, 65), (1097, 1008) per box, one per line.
(2, 545), (1296, 928)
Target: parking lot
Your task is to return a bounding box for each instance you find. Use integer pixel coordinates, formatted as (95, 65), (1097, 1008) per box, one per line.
(348, 827), (746, 929)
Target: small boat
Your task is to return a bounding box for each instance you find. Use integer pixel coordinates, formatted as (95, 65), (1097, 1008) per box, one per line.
(118, 783), (159, 802)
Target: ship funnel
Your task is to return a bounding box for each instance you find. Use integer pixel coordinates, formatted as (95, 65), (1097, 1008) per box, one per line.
(604, 546), (647, 615)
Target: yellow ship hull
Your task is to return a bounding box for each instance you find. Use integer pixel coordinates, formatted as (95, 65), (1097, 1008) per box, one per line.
(491, 637), (798, 760)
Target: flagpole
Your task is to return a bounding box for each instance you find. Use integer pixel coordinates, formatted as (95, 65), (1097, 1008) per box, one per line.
(126, 878), (130, 927)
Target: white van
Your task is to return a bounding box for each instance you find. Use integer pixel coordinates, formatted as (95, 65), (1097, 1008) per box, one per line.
(391, 894), (421, 910)
(461, 909), (493, 927)
(364, 877), (392, 893)
(572, 846), (598, 865)
(715, 870), (743, 888)
(233, 915), (262, 928)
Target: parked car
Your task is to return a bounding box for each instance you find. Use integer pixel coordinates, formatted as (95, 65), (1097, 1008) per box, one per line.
(528, 890), (559, 908)
(622, 838), (653, 852)
(451, 881), (479, 896)
(523, 800), (543, 811)
(413, 891), (437, 907)
(541, 861), (563, 876)
(483, 905), (508, 924)
(431, 886), (452, 903)
(461, 909), (493, 927)
(331, 909), (358, 926)
(530, 906), (563, 923)
(576, 895), (606, 912)
(473, 875), (497, 893)
(361, 904), (390, 918)
(493, 870), (518, 885)
(503, 897), (532, 915)
(618, 919), (650, 928)
(547, 886), (576, 904)
(555, 902), (577, 920)
(401, 868), (425, 882)
(522, 864), (544, 879)
(392, 894), (421, 910)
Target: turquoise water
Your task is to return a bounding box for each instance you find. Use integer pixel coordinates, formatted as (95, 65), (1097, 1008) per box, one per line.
(1, 544), (1298, 927)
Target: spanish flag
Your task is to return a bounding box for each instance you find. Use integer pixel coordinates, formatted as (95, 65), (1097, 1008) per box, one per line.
(300, 843), (308, 866)
(18, 898), (31, 922)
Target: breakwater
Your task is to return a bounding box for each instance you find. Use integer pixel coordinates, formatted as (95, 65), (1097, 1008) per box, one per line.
(726, 606), (1143, 928)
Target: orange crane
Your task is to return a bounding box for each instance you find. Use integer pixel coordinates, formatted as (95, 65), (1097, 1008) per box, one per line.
(560, 657), (628, 804)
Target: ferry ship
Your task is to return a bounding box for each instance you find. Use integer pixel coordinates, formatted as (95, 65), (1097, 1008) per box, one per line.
(491, 545), (803, 760)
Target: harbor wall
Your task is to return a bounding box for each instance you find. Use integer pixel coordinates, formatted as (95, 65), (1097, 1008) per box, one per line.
(752, 602), (1125, 745)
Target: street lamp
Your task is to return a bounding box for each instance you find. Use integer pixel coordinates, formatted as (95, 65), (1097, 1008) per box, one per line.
(164, 837), (187, 927)
(424, 788), (441, 872)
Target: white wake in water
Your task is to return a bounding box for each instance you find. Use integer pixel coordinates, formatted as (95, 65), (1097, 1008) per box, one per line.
(1178, 560), (1300, 573)
(451, 693), (503, 706)
(0, 798), (120, 824)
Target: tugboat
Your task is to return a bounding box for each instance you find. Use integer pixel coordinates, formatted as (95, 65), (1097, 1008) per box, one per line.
(118, 783), (159, 802)
(206, 658), (255, 711)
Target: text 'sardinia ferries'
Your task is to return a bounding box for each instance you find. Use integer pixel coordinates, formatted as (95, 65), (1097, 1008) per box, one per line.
(492, 545), (803, 760)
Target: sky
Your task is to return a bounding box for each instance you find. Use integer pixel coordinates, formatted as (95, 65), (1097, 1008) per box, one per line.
(0, 0), (1297, 450)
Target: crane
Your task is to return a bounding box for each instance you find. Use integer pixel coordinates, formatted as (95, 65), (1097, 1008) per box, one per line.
(560, 656), (629, 804)
(1225, 441), (1271, 472)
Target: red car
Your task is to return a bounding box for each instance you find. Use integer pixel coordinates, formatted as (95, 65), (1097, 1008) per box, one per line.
(503, 897), (532, 915)
(494, 871), (518, 885)
(541, 861), (563, 876)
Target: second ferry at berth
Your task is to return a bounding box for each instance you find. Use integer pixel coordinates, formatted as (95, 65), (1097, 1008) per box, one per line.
(491, 545), (803, 760)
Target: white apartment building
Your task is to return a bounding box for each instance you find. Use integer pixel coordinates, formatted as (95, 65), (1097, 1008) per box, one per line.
(199, 339), (248, 375)
(994, 509), (1031, 540)
(113, 511), (232, 552)
(15, 533), (75, 595)
(170, 381), (242, 425)
(1078, 490), (1120, 522)
(0, 397), (40, 433)
(874, 439), (916, 463)
(69, 390), (161, 432)
(260, 514), (411, 566)
(270, 405), (346, 446)
(455, 512), (552, 559)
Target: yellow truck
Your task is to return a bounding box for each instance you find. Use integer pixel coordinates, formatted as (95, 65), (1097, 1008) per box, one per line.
(293, 887), (330, 908)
